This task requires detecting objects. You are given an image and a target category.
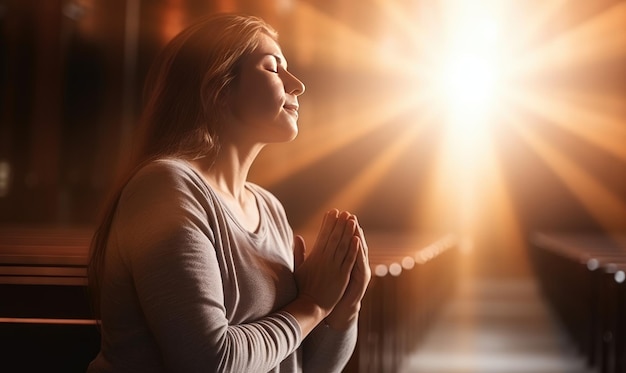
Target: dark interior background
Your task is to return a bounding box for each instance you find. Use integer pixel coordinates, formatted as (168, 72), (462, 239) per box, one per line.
(1, 0), (625, 276)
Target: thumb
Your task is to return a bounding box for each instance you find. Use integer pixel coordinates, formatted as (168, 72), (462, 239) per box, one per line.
(293, 235), (306, 269)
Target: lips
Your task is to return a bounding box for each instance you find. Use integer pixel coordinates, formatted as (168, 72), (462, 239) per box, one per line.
(283, 104), (299, 117)
(283, 104), (299, 111)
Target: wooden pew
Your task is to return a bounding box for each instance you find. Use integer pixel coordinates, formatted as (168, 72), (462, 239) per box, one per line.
(0, 225), (98, 372)
(613, 265), (626, 373)
(597, 260), (626, 373)
(1, 227), (459, 372)
(530, 232), (626, 373)
(344, 234), (459, 373)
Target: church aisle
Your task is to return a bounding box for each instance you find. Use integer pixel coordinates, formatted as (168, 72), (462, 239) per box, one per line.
(400, 276), (596, 373)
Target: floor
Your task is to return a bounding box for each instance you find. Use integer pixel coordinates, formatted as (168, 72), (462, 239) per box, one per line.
(400, 276), (597, 373)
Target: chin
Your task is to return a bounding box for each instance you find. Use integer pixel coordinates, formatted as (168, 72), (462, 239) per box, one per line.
(260, 126), (298, 144)
(275, 129), (298, 143)
(275, 122), (299, 143)
(286, 127), (299, 142)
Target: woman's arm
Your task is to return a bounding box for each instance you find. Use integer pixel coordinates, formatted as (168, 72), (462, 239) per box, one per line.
(116, 162), (358, 372)
(303, 320), (358, 372)
(117, 164), (299, 372)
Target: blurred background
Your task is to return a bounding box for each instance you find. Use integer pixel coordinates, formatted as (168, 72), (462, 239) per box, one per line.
(1, 0), (626, 274)
(2, 1), (626, 371)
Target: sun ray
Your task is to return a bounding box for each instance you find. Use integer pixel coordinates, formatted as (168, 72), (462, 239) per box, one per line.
(512, 0), (570, 52)
(408, 0), (518, 245)
(267, 0), (626, 250)
(368, 0), (434, 65)
(415, 112), (493, 244)
(287, 1), (421, 75)
(417, 121), (531, 272)
(484, 146), (531, 275)
(298, 119), (428, 234)
(514, 1), (626, 76)
(506, 88), (626, 162)
(561, 89), (626, 119)
(415, 139), (468, 240)
(251, 90), (432, 187)
(506, 112), (626, 234)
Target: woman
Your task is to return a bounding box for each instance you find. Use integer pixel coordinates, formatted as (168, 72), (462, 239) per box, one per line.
(87, 13), (371, 372)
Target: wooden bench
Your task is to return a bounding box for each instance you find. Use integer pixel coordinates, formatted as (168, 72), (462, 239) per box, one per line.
(0, 225), (98, 372)
(344, 234), (459, 373)
(530, 232), (626, 373)
(0, 227), (459, 372)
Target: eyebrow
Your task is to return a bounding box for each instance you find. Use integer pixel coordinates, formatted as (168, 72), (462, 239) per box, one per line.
(268, 53), (288, 69)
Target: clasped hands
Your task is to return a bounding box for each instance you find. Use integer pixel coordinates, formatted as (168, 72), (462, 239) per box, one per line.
(293, 209), (371, 331)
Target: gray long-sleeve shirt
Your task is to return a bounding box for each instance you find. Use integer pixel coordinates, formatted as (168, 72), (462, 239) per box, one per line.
(87, 158), (356, 373)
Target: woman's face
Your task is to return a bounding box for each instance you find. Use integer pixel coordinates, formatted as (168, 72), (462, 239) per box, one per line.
(227, 34), (305, 145)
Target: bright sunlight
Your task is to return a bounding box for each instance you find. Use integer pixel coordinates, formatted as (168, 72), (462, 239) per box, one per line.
(429, 3), (505, 127)
(255, 0), (626, 250)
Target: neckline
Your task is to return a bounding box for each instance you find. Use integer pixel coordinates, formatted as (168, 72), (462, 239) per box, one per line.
(170, 158), (266, 238)
(222, 184), (265, 237)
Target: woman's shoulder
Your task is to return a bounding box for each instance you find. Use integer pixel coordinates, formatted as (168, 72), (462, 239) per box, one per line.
(121, 158), (210, 206)
(134, 157), (196, 179)
(127, 158), (203, 189)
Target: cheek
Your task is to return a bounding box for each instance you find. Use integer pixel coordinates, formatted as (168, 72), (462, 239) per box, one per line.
(240, 81), (283, 118)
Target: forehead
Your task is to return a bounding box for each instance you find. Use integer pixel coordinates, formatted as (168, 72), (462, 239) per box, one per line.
(249, 34), (285, 64)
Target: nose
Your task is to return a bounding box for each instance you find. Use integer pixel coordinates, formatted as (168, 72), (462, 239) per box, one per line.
(284, 71), (305, 96)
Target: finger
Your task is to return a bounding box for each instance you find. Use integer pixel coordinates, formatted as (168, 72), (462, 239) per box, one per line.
(351, 238), (371, 298)
(326, 211), (350, 253)
(357, 240), (370, 282)
(341, 236), (359, 272)
(293, 235), (306, 269)
(358, 226), (369, 262)
(343, 217), (358, 245)
(314, 209), (340, 254)
(350, 236), (363, 268)
(334, 215), (357, 261)
(351, 216), (368, 262)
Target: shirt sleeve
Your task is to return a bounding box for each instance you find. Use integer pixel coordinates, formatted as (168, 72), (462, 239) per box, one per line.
(115, 161), (302, 372)
(302, 320), (358, 372)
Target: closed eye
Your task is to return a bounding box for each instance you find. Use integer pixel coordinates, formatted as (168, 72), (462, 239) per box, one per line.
(263, 54), (287, 74)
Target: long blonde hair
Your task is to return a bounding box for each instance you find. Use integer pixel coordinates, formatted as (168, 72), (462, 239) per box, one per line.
(88, 13), (278, 319)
